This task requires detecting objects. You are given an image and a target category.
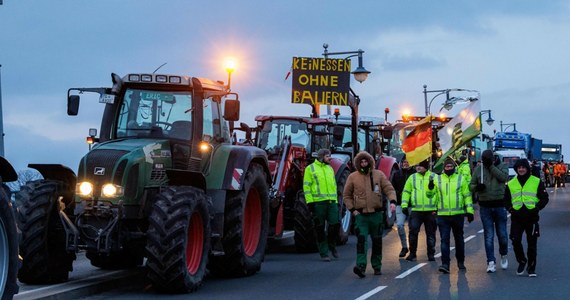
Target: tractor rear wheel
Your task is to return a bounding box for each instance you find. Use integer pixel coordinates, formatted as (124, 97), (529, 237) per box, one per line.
(293, 192), (318, 253)
(15, 180), (76, 284)
(208, 163), (269, 277)
(146, 186), (211, 293)
(1, 187), (19, 300)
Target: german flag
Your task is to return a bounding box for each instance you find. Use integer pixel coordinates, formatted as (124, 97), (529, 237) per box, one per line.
(402, 116), (433, 166)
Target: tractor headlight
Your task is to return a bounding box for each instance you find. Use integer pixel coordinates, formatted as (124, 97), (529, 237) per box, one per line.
(76, 182), (94, 197)
(101, 184), (124, 198)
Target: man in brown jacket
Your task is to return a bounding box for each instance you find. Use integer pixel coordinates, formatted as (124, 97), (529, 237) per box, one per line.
(344, 151), (397, 278)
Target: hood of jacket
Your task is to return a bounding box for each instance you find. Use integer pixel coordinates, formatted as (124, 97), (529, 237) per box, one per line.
(354, 151), (375, 174)
(513, 158), (531, 183)
(482, 149), (494, 162)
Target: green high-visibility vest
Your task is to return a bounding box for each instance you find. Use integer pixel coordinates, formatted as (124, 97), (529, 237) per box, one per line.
(507, 176), (540, 210)
(303, 161), (337, 204)
(433, 173), (474, 216)
(401, 171), (437, 211)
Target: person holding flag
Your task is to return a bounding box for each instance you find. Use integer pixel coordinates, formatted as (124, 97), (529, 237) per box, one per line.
(470, 150), (509, 273)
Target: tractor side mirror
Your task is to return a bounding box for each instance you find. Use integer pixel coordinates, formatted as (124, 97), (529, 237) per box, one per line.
(68, 95), (80, 116)
(224, 99), (240, 121)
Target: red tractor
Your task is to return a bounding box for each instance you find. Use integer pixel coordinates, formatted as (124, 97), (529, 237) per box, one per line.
(254, 115), (352, 252)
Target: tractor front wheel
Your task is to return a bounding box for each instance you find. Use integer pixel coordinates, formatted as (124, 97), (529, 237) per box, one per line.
(15, 180), (76, 284)
(146, 186), (211, 293)
(293, 192), (318, 253)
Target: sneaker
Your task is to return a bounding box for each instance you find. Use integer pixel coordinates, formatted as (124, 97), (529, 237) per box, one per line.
(428, 255), (435, 261)
(458, 262), (466, 270)
(374, 269), (382, 275)
(353, 266), (366, 278)
(500, 255), (508, 269)
(321, 256), (331, 262)
(399, 248), (409, 258)
(330, 248), (339, 259)
(528, 270), (537, 277)
(516, 261), (526, 276)
(405, 254), (417, 261)
(486, 261), (496, 273)
(439, 264), (450, 274)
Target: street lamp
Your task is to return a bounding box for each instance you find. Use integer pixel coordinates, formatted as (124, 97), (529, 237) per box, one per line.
(500, 121), (517, 132)
(423, 85), (479, 116)
(321, 43), (371, 116)
(224, 58), (236, 91)
(321, 43), (370, 157)
(480, 109), (494, 126)
(323, 43), (371, 83)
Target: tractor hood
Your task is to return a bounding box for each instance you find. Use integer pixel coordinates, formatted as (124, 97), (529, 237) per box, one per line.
(93, 138), (173, 154)
(77, 138), (175, 205)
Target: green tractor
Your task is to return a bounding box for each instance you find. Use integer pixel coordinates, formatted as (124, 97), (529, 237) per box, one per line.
(0, 156), (19, 300)
(15, 73), (271, 293)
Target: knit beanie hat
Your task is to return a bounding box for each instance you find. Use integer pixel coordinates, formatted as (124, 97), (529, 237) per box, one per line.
(418, 159), (430, 169)
(317, 149), (331, 161)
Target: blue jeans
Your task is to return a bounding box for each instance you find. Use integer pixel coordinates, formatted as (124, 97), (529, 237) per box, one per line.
(437, 215), (465, 265)
(480, 206), (508, 263)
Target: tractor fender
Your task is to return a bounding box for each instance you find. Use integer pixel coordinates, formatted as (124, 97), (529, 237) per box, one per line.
(219, 145), (270, 191)
(330, 160), (351, 182)
(376, 155), (399, 180)
(329, 155), (350, 177)
(28, 164), (77, 189)
(0, 156), (18, 182)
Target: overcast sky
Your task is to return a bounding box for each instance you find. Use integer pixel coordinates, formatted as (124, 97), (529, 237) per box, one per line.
(1, 0), (569, 172)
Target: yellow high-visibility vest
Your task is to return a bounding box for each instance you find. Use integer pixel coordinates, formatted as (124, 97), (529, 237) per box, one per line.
(402, 171), (437, 211)
(507, 176), (540, 210)
(303, 161), (337, 204)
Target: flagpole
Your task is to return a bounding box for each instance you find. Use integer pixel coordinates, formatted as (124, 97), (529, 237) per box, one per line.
(479, 110), (494, 183)
(480, 113), (484, 184)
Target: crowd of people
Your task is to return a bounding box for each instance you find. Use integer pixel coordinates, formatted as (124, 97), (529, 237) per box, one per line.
(541, 160), (567, 188)
(302, 148), (550, 278)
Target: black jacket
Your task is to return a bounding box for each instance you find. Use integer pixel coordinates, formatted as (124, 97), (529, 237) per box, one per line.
(392, 167), (415, 205)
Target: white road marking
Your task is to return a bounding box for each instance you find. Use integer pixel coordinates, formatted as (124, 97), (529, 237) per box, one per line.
(354, 286), (388, 300)
(395, 263), (428, 279)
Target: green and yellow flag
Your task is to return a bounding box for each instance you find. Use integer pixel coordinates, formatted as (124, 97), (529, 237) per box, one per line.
(434, 100), (481, 170)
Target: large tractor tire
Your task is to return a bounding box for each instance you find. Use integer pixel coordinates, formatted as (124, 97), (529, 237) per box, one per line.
(146, 186), (211, 293)
(1, 187), (19, 300)
(293, 192), (318, 253)
(15, 180), (76, 284)
(208, 163), (269, 277)
(336, 169), (350, 245)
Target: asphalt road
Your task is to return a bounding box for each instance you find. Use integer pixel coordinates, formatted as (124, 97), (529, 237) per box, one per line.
(15, 186), (570, 300)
